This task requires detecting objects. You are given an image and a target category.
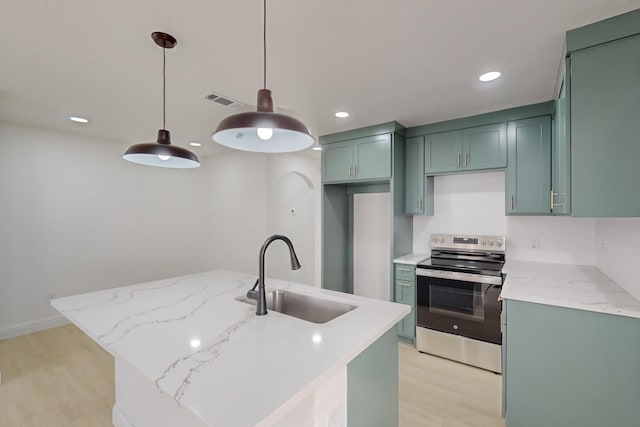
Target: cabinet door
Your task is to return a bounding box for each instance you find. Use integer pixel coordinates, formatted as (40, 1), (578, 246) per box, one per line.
(462, 123), (507, 170)
(552, 79), (571, 215)
(353, 134), (391, 180)
(570, 34), (640, 216)
(405, 136), (425, 214)
(424, 131), (463, 174)
(322, 141), (353, 183)
(395, 280), (415, 340)
(506, 116), (552, 214)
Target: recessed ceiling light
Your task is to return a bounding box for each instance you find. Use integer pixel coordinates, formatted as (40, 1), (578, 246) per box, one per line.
(70, 116), (89, 123)
(335, 111), (349, 118)
(189, 142), (202, 147)
(312, 146), (322, 151)
(479, 71), (501, 82)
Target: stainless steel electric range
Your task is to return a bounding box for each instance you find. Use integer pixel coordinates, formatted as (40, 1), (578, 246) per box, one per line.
(416, 234), (505, 373)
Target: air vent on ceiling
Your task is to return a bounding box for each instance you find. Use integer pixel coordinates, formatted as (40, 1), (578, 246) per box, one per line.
(204, 92), (244, 107)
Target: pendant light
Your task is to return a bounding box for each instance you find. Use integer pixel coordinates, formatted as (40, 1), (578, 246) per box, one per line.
(212, 0), (314, 153)
(123, 32), (200, 168)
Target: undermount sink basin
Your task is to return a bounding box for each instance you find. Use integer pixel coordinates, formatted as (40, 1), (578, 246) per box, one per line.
(237, 290), (357, 324)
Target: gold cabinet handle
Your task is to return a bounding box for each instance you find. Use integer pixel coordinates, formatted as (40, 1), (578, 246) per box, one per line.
(419, 198), (423, 211)
(397, 267), (412, 272)
(510, 195), (514, 211)
(457, 154), (461, 168)
(354, 165), (357, 176)
(465, 153), (469, 167)
(397, 281), (413, 287)
(348, 166), (352, 177)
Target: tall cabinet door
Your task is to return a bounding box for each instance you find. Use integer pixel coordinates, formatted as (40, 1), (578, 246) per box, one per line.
(463, 123), (507, 170)
(353, 134), (391, 180)
(570, 34), (640, 216)
(505, 116), (552, 214)
(322, 141), (353, 182)
(405, 136), (425, 214)
(424, 130), (463, 173)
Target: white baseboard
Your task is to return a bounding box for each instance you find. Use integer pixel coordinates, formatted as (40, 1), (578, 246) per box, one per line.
(0, 315), (69, 340)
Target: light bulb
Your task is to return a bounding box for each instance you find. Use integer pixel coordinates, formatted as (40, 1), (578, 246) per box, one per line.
(257, 127), (273, 140)
(479, 71), (501, 82)
(158, 155), (170, 161)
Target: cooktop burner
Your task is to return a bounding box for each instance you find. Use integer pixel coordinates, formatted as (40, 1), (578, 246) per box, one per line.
(417, 234), (506, 277)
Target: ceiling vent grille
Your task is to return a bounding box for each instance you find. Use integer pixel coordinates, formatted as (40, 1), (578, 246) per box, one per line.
(204, 92), (244, 107)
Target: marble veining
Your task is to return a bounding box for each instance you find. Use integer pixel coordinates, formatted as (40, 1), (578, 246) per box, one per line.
(51, 270), (409, 427)
(501, 260), (640, 319)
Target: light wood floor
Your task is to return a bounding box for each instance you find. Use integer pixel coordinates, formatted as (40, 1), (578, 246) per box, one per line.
(0, 325), (504, 427)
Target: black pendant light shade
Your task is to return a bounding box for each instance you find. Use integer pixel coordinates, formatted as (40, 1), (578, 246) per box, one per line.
(213, 89), (313, 153)
(211, 0), (314, 153)
(123, 130), (200, 168)
(123, 32), (200, 168)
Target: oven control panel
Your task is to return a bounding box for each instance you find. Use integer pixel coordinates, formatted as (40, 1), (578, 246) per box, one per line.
(430, 234), (506, 252)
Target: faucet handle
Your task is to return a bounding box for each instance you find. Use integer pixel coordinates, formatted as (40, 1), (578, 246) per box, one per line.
(247, 289), (259, 301)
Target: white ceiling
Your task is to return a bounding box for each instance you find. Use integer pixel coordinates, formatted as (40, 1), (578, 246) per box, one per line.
(1, 0), (639, 158)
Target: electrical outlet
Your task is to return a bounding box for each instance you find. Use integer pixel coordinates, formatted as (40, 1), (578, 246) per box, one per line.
(529, 236), (540, 250)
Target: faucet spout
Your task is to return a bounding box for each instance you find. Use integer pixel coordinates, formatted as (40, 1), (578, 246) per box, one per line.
(249, 234), (301, 316)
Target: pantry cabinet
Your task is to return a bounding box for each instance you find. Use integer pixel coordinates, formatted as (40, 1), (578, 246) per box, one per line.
(505, 116), (552, 215)
(567, 10), (640, 216)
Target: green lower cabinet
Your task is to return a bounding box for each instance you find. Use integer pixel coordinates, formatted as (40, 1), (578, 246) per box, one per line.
(504, 300), (640, 427)
(505, 116), (552, 215)
(347, 327), (399, 427)
(394, 264), (415, 342)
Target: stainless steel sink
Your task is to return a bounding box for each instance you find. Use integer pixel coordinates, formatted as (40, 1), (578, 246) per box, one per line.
(237, 290), (356, 324)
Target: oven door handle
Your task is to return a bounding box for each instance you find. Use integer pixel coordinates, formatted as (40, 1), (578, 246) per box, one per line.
(416, 268), (503, 285)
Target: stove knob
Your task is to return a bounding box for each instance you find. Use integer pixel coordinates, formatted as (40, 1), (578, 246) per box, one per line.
(496, 240), (503, 247)
(440, 238), (445, 244)
(432, 237), (438, 244)
(488, 240), (494, 246)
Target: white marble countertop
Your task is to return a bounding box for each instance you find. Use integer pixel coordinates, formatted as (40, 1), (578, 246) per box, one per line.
(501, 260), (640, 319)
(393, 253), (429, 265)
(51, 270), (409, 427)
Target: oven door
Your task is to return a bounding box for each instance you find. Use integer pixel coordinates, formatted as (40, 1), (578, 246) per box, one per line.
(416, 268), (502, 344)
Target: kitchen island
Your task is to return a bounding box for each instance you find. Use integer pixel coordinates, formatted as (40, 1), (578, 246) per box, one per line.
(500, 261), (640, 427)
(51, 270), (409, 427)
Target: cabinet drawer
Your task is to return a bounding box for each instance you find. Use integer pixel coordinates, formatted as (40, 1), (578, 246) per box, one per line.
(395, 264), (415, 282)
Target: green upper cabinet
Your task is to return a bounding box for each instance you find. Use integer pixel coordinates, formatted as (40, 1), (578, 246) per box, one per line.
(322, 141), (353, 182)
(425, 131), (462, 173)
(505, 116), (552, 215)
(568, 32), (640, 216)
(552, 79), (571, 215)
(404, 136), (434, 215)
(353, 134), (391, 180)
(424, 123), (506, 174)
(463, 123), (507, 170)
(322, 134), (391, 183)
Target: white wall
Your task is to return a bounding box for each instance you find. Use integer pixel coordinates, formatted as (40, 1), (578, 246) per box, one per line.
(595, 218), (640, 301)
(413, 172), (597, 265)
(265, 152), (321, 287)
(0, 121), (270, 338)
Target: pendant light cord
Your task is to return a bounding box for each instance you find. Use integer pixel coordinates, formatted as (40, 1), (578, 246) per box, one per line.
(162, 46), (166, 130)
(263, 0), (267, 89)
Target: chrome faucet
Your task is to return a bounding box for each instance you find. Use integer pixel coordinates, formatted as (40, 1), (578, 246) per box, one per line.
(247, 235), (301, 315)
